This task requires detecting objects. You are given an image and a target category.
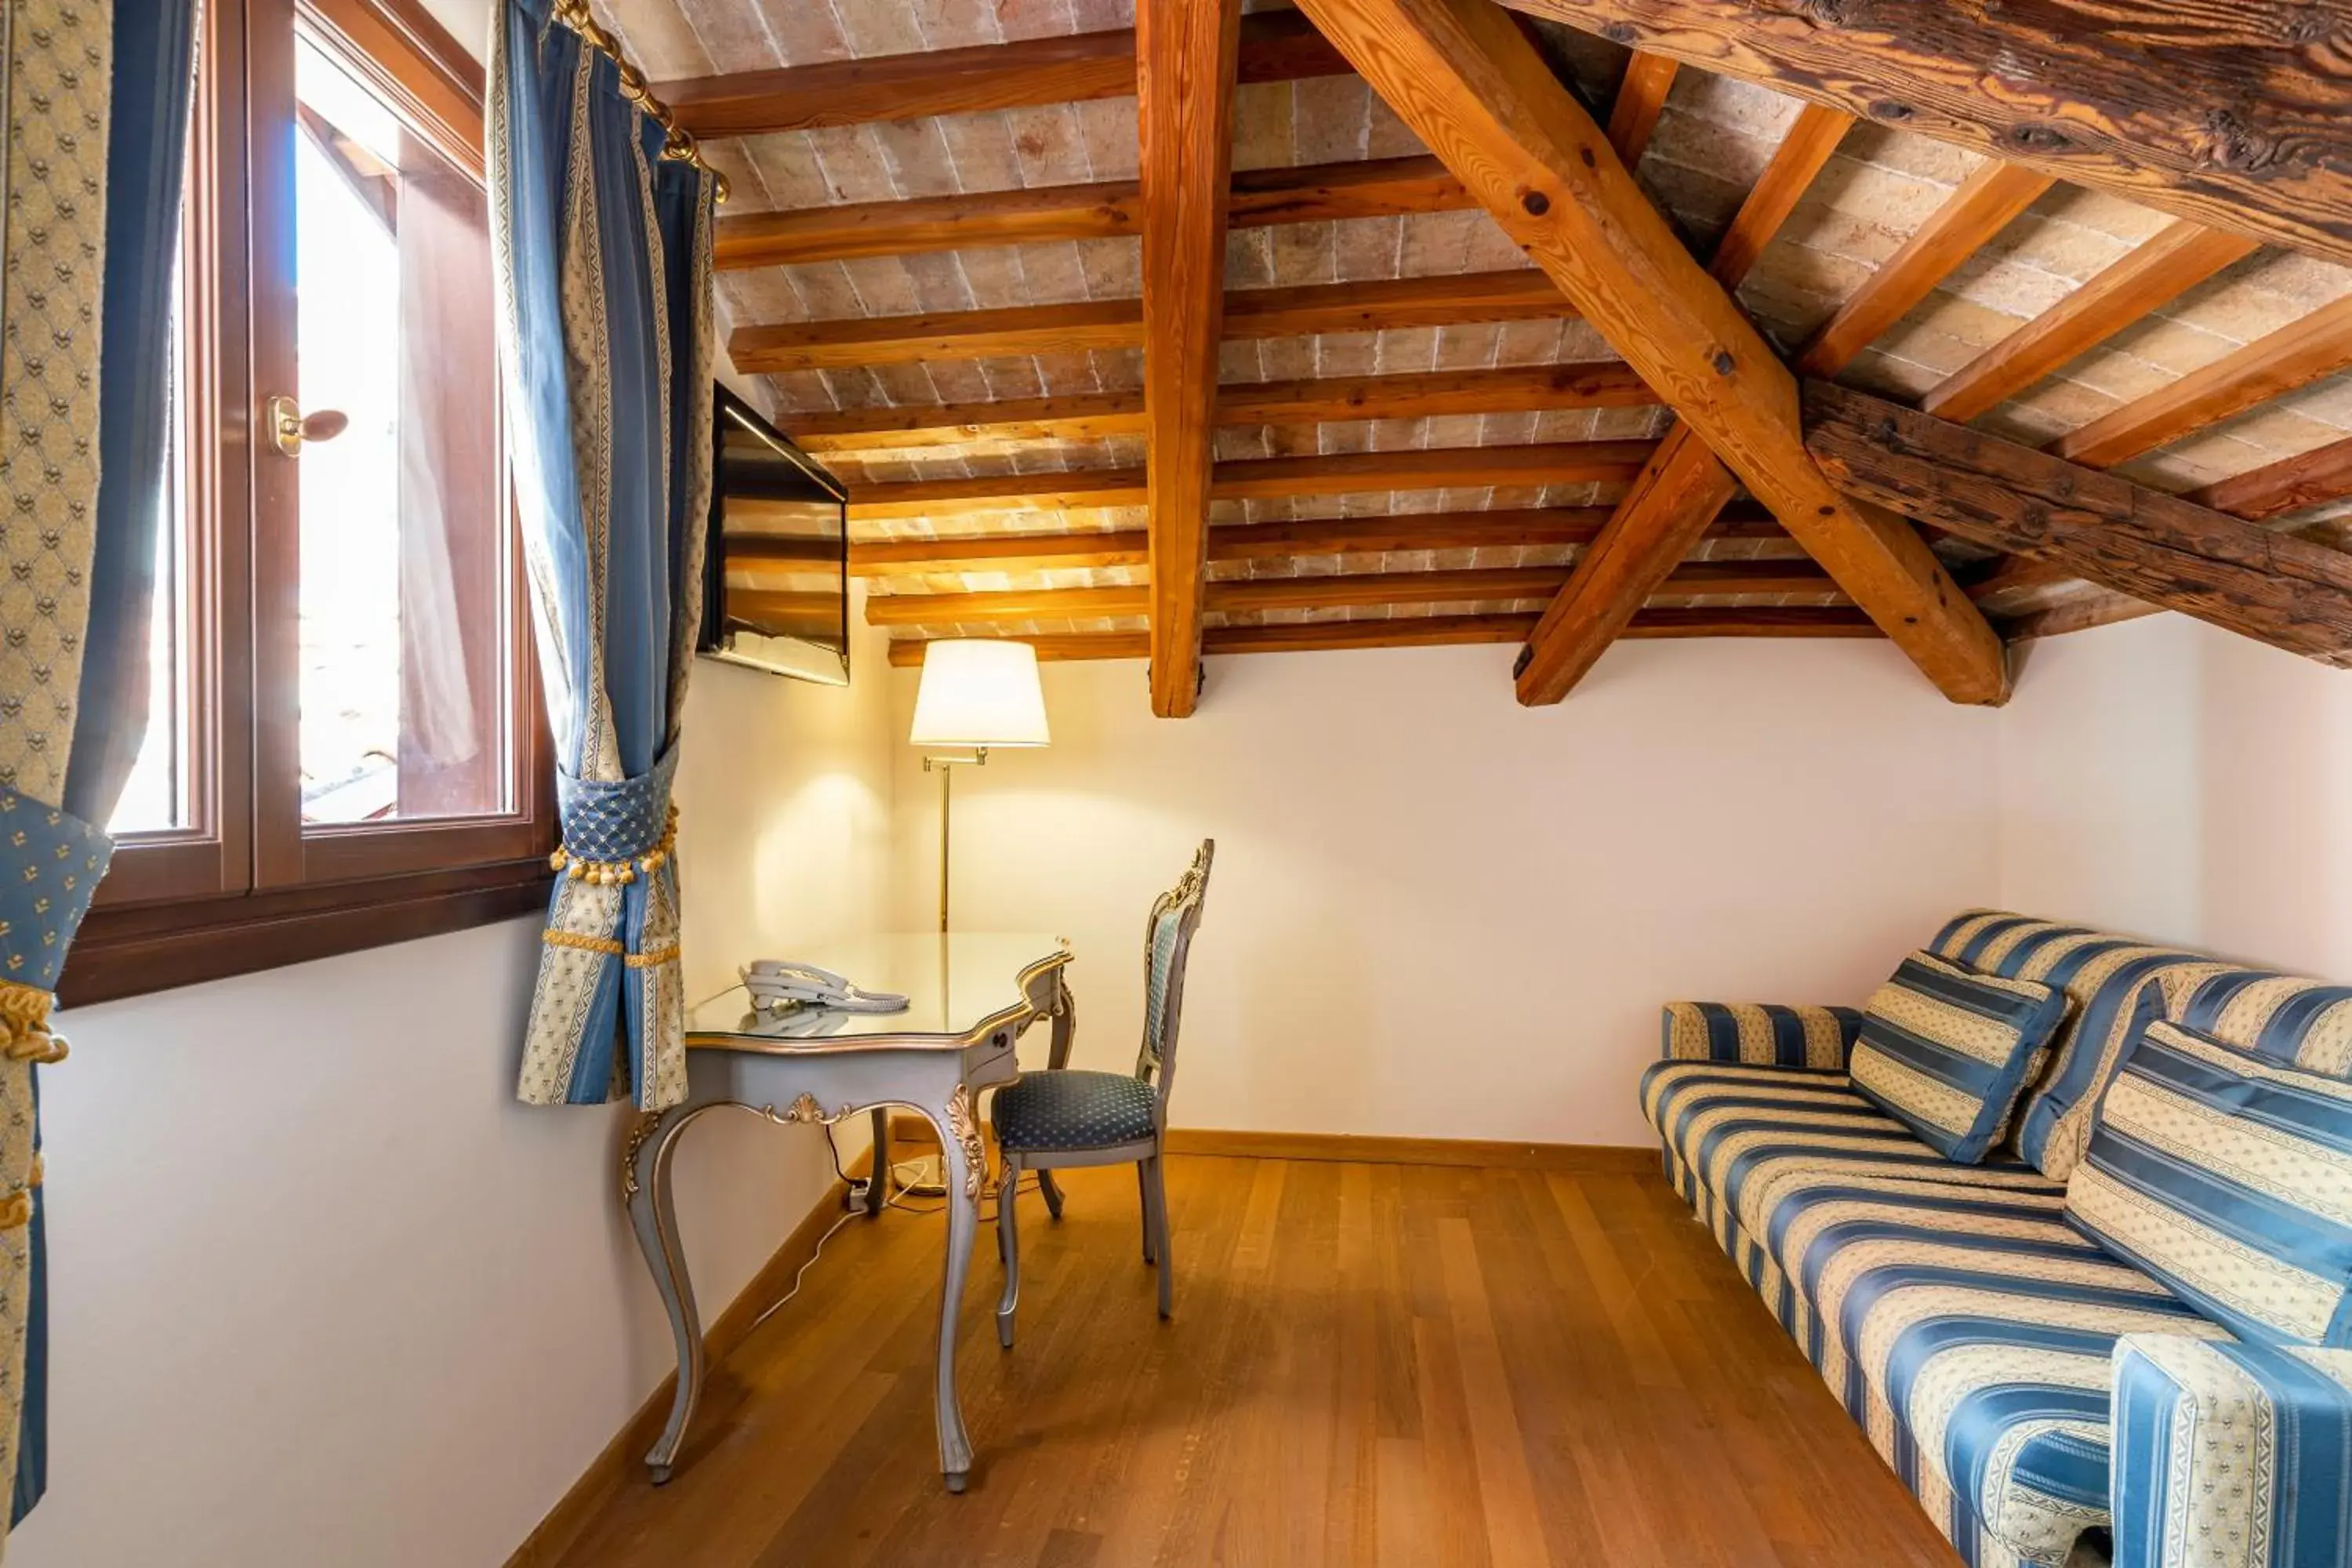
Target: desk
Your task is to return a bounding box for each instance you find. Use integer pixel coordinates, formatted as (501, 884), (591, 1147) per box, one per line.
(625, 932), (1073, 1494)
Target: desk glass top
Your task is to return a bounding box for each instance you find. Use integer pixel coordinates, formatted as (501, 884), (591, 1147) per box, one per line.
(687, 932), (1068, 1049)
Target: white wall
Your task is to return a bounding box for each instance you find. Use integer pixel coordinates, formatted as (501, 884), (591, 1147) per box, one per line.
(1997, 613), (2352, 978)
(891, 639), (2005, 1148)
(12, 627), (897, 1568)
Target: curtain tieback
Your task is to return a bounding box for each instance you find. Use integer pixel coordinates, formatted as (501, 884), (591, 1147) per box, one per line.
(551, 747), (679, 886)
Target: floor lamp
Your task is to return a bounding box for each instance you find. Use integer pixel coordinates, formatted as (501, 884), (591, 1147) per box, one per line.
(909, 640), (1051, 932)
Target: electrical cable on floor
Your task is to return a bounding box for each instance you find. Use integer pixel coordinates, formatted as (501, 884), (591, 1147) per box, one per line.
(740, 1125), (1038, 1335)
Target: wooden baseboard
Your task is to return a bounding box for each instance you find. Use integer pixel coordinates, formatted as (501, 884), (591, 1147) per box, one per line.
(1161, 1127), (1658, 1173)
(891, 1110), (1653, 1174)
(502, 1153), (869, 1568)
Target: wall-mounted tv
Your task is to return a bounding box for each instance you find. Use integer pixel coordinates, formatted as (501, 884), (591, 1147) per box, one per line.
(698, 384), (851, 685)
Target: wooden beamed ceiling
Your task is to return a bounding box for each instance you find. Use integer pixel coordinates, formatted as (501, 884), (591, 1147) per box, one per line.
(642, 0), (2352, 703)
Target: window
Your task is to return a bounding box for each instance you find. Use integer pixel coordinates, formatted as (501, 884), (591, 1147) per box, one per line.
(64, 0), (555, 1005)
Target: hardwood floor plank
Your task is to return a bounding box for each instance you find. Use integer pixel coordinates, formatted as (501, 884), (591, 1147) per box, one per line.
(541, 1155), (1964, 1568)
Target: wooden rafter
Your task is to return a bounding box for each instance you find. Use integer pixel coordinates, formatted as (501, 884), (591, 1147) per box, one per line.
(2052, 292), (2352, 469)
(1489, 0), (2352, 267)
(1605, 52), (1678, 164)
(864, 557), (1841, 626)
(728, 270), (1570, 374)
(786, 362), (1656, 453)
(1923, 221), (2260, 423)
(1708, 102), (1851, 290)
(2187, 434), (2352, 524)
(841, 505), (1786, 576)
(1141, 0), (1243, 715)
(712, 155), (1471, 270)
(1805, 380), (2352, 666)
(843, 441), (1658, 520)
(1792, 162), (2054, 377)
(659, 13), (1347, 139)
(1470, 11), (1985, 705)
(881, 606), (1882, 667)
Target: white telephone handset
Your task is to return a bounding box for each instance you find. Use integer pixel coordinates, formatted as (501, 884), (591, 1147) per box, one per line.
(741, 960), (909, 1014)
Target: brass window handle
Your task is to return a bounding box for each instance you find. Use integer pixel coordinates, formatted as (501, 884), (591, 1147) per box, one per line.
(267, 394), (350, 457)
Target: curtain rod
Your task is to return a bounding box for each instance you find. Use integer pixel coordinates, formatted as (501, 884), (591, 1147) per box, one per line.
(548, 0), (731, 202)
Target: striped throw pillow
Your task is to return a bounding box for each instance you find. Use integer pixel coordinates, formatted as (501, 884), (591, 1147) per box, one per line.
(1849, 950), (2071, 1164)
(2071, 1004), (2352, 1348)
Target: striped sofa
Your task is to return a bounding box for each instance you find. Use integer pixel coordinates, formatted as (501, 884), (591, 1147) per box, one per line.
(1642, 911), (2352, 1568)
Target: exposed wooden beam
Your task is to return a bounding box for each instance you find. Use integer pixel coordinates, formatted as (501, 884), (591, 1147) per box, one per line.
(1962, 554), (2081, 612)
(660, 13), (1349, 140)
(1290, 0), (2008, 704)
(1923, 222), (2260, 423)
(733, 299), (1141, 376)
(1804, 379), (2352, 666)
(1605, 52), (1678, 164)
(1708, 102), (1852, 291)
(793, 392), (1147, 453)
(2052, 292), (2352, 469)
(1513, 425), (1738, 702)
(786, 361), (1656, 453)
(864, 557), (1840, 625)
(729, 269), (1570, 373)
(844, 503), (1786, 575)
(880, 604), (1882, 666)
(846, 513), (1791, 579)
(1998, 588), (2161, 642)
(1510, 101), (1852, 705)
(1794, 162), (2054, 378)
(847, 468), (1146, 521)
(1489, 0), (2352, 268)
(713, 155), (1472, 270)
(1138, 0), (1242, 714)
(842, 441), (1658, 519)
(2187, 433), (2352, 524)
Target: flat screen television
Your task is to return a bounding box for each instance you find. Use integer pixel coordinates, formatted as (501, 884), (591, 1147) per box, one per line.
(698, 384), (851, 684)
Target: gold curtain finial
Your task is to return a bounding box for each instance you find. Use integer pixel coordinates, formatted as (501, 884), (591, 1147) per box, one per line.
(548, 0), (731, 203)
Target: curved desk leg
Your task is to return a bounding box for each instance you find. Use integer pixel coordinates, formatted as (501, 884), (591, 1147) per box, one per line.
(626, 1102), (726, 1483)
(864, 1105), (891, 1214)
(926, 1086), (985, 1493)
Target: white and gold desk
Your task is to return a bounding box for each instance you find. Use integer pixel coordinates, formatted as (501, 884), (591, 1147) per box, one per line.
(625, 932), (1073, 1494)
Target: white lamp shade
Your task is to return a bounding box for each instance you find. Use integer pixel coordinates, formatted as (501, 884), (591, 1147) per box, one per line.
(909, 640), (1051, 748)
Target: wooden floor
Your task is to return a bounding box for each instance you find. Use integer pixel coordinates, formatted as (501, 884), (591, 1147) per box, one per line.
(554, 1154), (1963, 1568)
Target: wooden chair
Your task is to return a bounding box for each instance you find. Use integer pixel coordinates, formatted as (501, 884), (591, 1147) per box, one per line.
(993, 840), (1214, 1347)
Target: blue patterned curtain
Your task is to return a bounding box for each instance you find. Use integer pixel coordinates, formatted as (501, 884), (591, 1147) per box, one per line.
(489, 0), (715, 1110)
(0, 0), (198, 1537)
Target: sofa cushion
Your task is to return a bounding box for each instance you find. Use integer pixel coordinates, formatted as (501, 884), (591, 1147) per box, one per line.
(1643, 1061), (2059, 1264)
(2070, 1004), (2352, 1348)
(1849, 951), (2071, 1164)
(1929, 911), (2220, 1181)
(1649, 1060), (2223, 1564)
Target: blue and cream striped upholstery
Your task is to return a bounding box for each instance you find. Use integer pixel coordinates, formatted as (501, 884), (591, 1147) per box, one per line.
(1928, 913), (2217, 1180)
(1644, 1055), (2224, 1566)
(2071, 1004), (2352, 1348)
(2112, 1334), (2352, 1568)
(1661, 1001), (1861, 1069)
(1849, 952), (2070, 1164)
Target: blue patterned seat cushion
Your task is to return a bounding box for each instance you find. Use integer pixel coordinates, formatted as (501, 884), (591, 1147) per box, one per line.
(1849, 951), (2071, 1165)
(993, 1069), (1158, 1152)
(1645, 1059), (2227, 1566)
(2071, 1000), (2352, 1348)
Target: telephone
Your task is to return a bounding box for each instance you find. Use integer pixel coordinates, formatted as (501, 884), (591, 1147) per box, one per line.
(741, 960), (909, 1015)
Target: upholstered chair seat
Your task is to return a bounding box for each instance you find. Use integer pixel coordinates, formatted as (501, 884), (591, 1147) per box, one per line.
(994, 1070), (1160, 1152)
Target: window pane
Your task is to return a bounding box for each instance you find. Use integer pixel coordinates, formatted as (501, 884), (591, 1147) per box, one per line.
(293, 33), (510, 826)
(109, 237), (194, 833)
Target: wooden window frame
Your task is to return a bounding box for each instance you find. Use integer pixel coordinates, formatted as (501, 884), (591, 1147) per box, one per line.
(63, 0), (557, 1008)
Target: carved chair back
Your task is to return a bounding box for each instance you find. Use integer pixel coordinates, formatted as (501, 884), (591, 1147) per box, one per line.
(1133, 839), (1214, 1117)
